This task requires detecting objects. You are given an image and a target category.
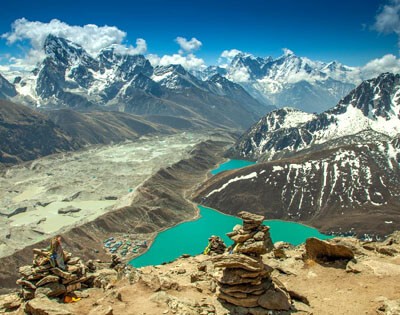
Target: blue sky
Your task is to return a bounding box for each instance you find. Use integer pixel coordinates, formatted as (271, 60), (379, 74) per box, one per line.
(0, 0), (398, 67)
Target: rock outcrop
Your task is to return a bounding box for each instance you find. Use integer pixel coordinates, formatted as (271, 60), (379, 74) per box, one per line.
(211, 211), (292, 312)
(305, 237), (354, 262)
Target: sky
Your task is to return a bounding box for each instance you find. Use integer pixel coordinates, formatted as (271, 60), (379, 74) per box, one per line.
(0, 0), (399, 71)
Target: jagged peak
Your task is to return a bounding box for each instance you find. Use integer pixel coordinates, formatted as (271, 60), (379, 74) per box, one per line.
(282, 48), (295, 57)
(153, 64), (187, 76)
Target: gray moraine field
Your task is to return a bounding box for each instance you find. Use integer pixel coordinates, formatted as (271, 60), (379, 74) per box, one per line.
(0, 132), (214, 258)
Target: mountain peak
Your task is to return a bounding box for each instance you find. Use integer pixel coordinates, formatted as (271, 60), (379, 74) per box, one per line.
(282, 48), (295, 57)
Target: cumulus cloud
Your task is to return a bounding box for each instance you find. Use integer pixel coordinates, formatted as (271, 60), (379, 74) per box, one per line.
(360, 54), (400, 78)
(175, 36), (202, 54)
(1, 18), (147, 68)
(158, 53), (205, 70)
(373, 0), (400, 49)
(146, 36), (205, 71)
(219, 49), (243, 64)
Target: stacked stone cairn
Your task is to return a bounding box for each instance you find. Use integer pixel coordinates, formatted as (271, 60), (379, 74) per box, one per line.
(206, 235), (227, 255)
(17, 248), (98, 300)
(211, 211), (292, 312)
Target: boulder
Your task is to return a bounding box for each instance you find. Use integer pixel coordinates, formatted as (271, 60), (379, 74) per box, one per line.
(305, 237), (354, 261)
(58, 206), (81, 214)
(25, 296), (72, 315)
(377, 299), (400, 315)
(0, 293), (22, 311)
(92, 269), (118, 289)
(257, 286), (292, 310)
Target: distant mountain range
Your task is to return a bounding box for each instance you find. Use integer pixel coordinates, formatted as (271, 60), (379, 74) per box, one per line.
(0, 35), (272, 130)
(0, 34), (374, 125)
(194, 73), (400, 238)
(198, 49), (358, 113)
(228, 73), (400, 161)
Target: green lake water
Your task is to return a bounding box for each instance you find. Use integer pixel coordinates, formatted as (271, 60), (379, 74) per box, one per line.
(129, 159), (331, 268)
(130, 205), (331, 268)
(211, 159), (256, 175)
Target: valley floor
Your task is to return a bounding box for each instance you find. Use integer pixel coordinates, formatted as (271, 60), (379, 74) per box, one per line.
(0, 132), (218, 258)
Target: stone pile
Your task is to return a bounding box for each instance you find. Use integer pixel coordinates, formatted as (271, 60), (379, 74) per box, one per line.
(17, 248), (96, 300)
(206, 235), (227, 255)
(211, 211), (292, 312)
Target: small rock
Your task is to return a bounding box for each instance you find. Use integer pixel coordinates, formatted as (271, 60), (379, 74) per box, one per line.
(58, 206), (81, 214)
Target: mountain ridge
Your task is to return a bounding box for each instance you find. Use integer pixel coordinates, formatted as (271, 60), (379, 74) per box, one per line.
(2, 35), (273, 130)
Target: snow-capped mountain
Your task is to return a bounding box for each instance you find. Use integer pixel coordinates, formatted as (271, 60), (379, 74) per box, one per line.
(195, 135), (400, 238)
(200, 50), (358, 113)
(3, 35), (273, 129)
(228, 73), (400, 161)
(194, 73), (400, 238)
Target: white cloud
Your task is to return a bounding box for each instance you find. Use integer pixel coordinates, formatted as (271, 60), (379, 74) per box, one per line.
(1, 18), (147, 68)
(109, 38), (147, 56)
(146, 36), (205, 71)
(175, 37), (202, 54)
(158, 53), (205, 71)
(373, 0), (400, 49)
(219, 49), (243, 65)
(221, 49), (242, 60)
(360, 54), (400, 79)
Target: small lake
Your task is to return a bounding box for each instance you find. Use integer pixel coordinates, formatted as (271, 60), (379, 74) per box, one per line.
(129, 205), (331, 268)
(211, 159), (256, 175)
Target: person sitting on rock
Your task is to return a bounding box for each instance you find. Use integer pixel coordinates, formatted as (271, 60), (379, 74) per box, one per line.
(49, 235), (66, 270)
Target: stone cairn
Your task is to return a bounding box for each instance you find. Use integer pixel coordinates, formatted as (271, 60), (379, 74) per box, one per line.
(17, 248), (99, 300)
(205, 235), (227, 255)
(211, 211), (292, 312)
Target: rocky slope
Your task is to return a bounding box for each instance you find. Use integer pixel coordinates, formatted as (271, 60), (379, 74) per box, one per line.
(4, 35), (273, 130)
(228, 73), (400, 162)
(0, 138), (233, 289)
(199, 50), (357, 113)
(0, 100), (80, 165)
(46, 109), (205, 146)
(0, 100), (213, 165)
(1, 227), (400, 314)
(194, 139), (400, 238)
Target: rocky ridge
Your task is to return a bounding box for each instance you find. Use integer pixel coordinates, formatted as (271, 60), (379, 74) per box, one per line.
(1, 228), (400, 314)
(3, 35), (273, 130)
(228, 73), (400, 162)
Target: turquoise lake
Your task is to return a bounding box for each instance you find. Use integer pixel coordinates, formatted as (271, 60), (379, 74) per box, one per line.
(130, 205), (331, 268)
(211, 159), (256, 175)
(129, 159), (331, 268)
